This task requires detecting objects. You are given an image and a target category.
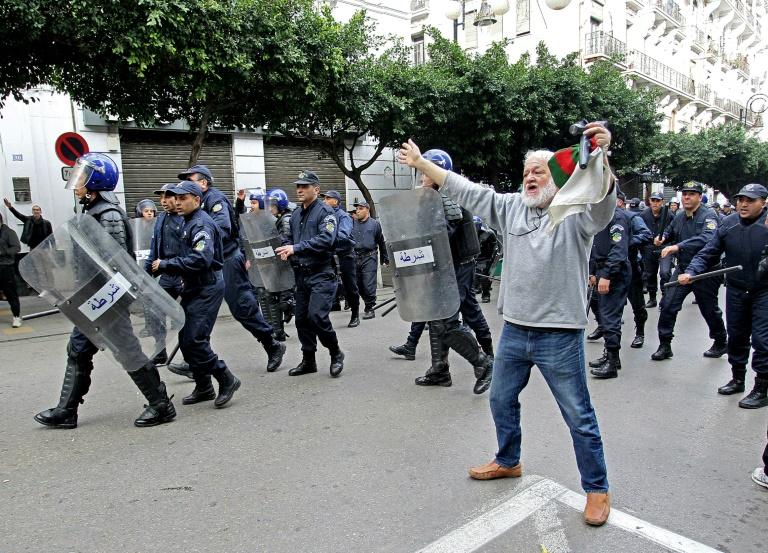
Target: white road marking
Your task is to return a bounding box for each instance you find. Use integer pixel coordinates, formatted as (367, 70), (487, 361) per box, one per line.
(415, 476), (722, 553)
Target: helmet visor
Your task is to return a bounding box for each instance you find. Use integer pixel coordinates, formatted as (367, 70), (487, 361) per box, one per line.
(65, 159), (95, 190)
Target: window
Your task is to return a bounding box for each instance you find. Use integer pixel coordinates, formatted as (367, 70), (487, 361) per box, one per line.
(516, 0), (530, 36)
(412, 34), (425, 65)
(12, 177), (31, 203)
(590, 17), (602, 34)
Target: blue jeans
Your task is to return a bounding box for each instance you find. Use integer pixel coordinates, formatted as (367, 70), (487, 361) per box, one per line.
(490, 322), (609, 493)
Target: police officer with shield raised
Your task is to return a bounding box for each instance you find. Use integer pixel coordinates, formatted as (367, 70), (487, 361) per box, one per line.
(275, 170), (345, 377)
(33, 153), (176, 428)
(177, 165), (285, 373)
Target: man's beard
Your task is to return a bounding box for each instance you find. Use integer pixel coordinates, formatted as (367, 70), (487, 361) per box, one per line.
(521, 181), (557, 209)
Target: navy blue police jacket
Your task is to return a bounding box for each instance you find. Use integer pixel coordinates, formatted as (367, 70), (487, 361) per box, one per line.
(289, 199), (338, 270)
(352, 217), (389, 265)
(145, 212), (184, 287)
(157, 208), (223, 287)
(201, 186), (240, 258)
(590, 208), (631, 280)
(332, 206), (355, 254)
(686, 209), (768, 292)
(662, 205), (720, 269)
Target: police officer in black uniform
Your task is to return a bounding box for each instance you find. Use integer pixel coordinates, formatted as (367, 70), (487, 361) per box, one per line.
(322, 189), (360, 327)
(269, 188), (295, 324)
(276, 170), (345, 377)
(177, 165), (285, 373)
(473, 216), (500, 303)
(678, 183), (768, 409)
(351, 200), (389, 319)
(640, 191), (672, 308)
(620, 195), (652, 348)
(588, 204), (632, 378)
(652, 181), (727, 360)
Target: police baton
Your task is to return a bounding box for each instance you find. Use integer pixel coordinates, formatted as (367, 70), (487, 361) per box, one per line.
(164, 343), (181, 366)
(475, 272), (501, 282)
(21, 308), (60, 320)
(663, 265), (742, 289)
(372, 297), (396, 311)
(381, 303), (398, 317)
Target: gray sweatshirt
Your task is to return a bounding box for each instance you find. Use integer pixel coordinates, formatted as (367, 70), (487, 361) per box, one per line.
(441, 172), (616, 329)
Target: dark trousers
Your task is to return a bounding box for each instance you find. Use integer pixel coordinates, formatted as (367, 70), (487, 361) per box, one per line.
(595, 274), (630, 350)
(627, 261), (648, 329)
(474, 257), (493, 295)
(179, 274), (225, 374)
(642, 248), (661, 294)
(295, 269), (339, 353)
(69, 308), (149, 372)
(726, 287), (768, 376)
(223, 251), (273, 344)
(763, 424), (768, 474)
(355, 253), (378, 310)
(657, 269), (726, 343)
(337, 252), (360, 312)
(0, 264), (20, 317)
(658, 255), (675, 294)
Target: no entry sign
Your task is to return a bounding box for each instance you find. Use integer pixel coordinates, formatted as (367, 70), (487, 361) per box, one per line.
(55, 132), (89, 167)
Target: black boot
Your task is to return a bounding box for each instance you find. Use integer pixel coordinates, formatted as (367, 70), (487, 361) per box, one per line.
(34, 349), (93, 429)
(329, 349), (345, 377)
(348, 307), (360, 328)
(481, 291), (491, 303)
(441, 324), (493, 394)
(128, 364), (176, 427)
(739, 377), (768, 409)
(651, 340), (673, 361)
(168, 361), (194, 380)
(478, 336), (494, 358)
(182, 373), (216, 405)
(645, 293), (657, 308)
(268, 296), (288, 341)
(591, 349), (620, 379)
(416, 325), (452, 387)
(152, 348), (168, 365)
(212, 363), (241, 408)
(289, 352), (318, 376)
(718, 366), (746, 395)
(587, 328), (604, 341)
(631, 322), (645, 349)
(265, 339), (287, 373)
(389, 341), (417, 360)
(703, 339), (728, 358)
(589, 349), (607, 368)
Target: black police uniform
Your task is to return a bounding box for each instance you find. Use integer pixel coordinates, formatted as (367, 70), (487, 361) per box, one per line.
(474, 223), (500, 303)
(653, 202), (727, 359)
(624, 210), (652, 347)
(288, 197), (345, 376)
(274, 208), (296, 323)
(332, 205), (361, 325)
(34, 194), (175, 429)
(686, 206), (768, 408)
(156, 193), (240, 408)
(351, 214), (388, 317)
(640, 204), (673, 304)
(179, 168), (285, 372)
(588, 208), (631, 377)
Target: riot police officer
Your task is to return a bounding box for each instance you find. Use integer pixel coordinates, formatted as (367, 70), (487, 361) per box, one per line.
(473, 216), (500, 303)
(275, 170), (345, 377)
(652, 181), (727, 360)
(34, 153), (175, 428)
(177, 165), (285, 373)
(269, 188), (295, 324)
(589, 203), (632, 378)
(678, 183), (768, 409)
(322, 189), (360, 327)
(152, 180), (241, 407)
(640, 192), (672, 308)
(351, 200), (388, 319)
(619, 194), (652, 348)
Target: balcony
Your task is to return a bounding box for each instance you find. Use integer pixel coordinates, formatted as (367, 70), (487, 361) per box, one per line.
(696, 84), (711, 104)
(626, 50), (695, 97)
(724, 54), (750, 78)
(626, 0), (646, 9)
(653, 0), (686, 27)
(411, 0), (428, 10)
(691, 26), (707, 53)
(583, 32), (627, 64)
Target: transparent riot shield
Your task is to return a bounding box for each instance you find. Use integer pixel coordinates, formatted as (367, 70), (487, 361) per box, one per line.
(378, 187), (460, 322)
(239, 211), (295, 292)
(132, 217), (155, 265)
(18, 215), (185, 372)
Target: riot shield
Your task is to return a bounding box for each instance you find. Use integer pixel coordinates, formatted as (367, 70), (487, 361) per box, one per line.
(239, 211), (295, 292)
(378, 187), (460, 322)
(19, 215), (185, 372)
(132, 217), (155, 265)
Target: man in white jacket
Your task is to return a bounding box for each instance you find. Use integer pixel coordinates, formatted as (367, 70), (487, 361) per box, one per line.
(398, 121), (615, 527)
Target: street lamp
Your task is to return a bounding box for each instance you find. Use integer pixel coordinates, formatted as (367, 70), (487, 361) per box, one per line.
(740, 93), (767, 127)
(446, 1), (510, 43)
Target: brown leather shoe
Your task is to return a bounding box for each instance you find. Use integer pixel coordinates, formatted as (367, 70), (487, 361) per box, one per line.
(468, 460), (522, 480)
(584, 492), (610, 526)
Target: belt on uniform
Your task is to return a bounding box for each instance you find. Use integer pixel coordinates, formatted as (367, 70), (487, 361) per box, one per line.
(355, 249), (376, 257)
(297, 264), (332, 275)
(182, 270), (219, 288)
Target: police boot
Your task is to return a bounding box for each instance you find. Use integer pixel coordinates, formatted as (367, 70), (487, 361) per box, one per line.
(289, 352), (319, 376)
(268, 296), (289, 341)
(738, 377), (768, 409)
(348, 307), (360, 328)
(128, 364), (176, 427)
(152, 348), (168, 365)
(645, 293), (657, 309)
(651, 340), (673, 361)
(481, 290), (491, 303)
(591, 349), (620, 379)
(478, 336), (494, 359)
(416, 326), (452, 387)
(587, 327), (604, 341)
(718, 366), (746, 395)
(182, 373), (216, 405)
(442, 325), (493, 394)
(168, 361), (194, 380)
(703, 339), (728, 358)
(389, 341), (416, 360)
(34, 349), (93, 429)
(212, 363), (241, 408)
(630, 323), (645, 349)
(265, 339), (287, 373)
(329, 348), (345, 377)
(589, 349), (607, 368)
(281, 299), (294, 324)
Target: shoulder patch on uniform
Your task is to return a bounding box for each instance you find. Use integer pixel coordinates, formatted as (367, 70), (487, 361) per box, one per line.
(705, 219), (716, 230)
(194, 240), (206, 251)
(611, 232), (622, 243)
(323, 214), (336, 233)
(610, 224), (624, 233)
(193, 230), (211, 242)
(212, 203), (223, 213)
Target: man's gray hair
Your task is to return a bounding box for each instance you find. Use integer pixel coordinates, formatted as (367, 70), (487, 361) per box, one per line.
(524, 150), (554, 165)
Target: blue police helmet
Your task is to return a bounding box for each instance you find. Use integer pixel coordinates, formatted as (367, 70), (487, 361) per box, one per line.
(423, 149), (453, 172)
(249, 192), (266, 210)
(268, 188), (290, 211)
(472, 215), (483, 231)
(135, 199), (157, 217)
(65, 152), (119, 192)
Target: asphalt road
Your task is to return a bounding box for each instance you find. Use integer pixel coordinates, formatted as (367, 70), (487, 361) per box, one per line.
(1, 288), (766, 552)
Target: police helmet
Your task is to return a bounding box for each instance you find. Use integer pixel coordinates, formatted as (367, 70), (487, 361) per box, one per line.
(269, 188), (290, 211)
(249, 193), (266, 210)
(423, 149), (453, 172)
(135, 199), (157, 217)
(65, 152), (119, 192)
(472, 215), (483, 232)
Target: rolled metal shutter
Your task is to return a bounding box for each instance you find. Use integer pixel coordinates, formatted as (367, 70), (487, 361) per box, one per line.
(120, 130), (234, 215)
(263, 137), (346, 204)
